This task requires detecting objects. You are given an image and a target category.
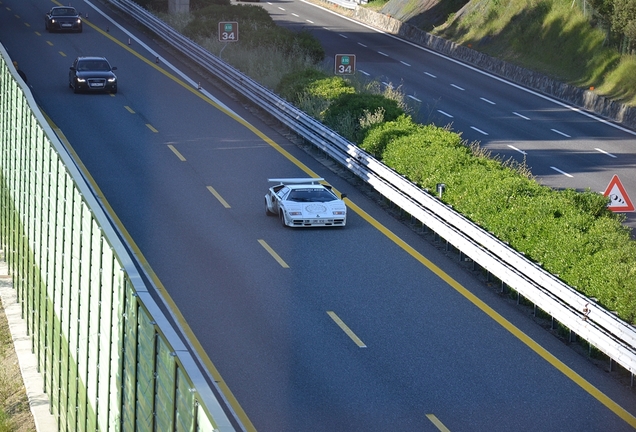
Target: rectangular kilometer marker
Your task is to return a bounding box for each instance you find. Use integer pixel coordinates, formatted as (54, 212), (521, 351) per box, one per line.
(327, 311), (366, 348)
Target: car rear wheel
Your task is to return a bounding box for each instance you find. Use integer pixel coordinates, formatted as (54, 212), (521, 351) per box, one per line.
(280, 211), (287, 227)
(265, 199), (274, 216)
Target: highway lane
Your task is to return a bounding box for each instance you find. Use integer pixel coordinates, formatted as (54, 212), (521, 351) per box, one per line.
(258, 0), (636, 229)
(3, 0), (636, 430)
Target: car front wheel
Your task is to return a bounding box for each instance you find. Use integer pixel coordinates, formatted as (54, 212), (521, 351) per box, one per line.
(280, 211), (287, 227)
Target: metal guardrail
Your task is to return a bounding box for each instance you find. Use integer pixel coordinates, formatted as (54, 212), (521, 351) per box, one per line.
(110, 0), (636, 375)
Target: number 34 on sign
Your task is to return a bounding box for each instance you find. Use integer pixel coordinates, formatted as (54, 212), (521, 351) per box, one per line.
(603, 174), (635, 212)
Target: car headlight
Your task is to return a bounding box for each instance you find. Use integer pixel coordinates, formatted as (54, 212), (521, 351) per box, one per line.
(107, 77), (116, 83)
(333, 210), (345, 215)
(76, 19), (81, 24)
(51, 19), (56, 24)
(288, 211), (302, 216)
(76, 77), (86, 82)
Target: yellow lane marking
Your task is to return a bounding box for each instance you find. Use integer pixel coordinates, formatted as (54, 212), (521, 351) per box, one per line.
(167, 144), (186, 161)
(427, 414), (451, 432)
(258, 240), (289, 268)
(207, 186), (231, 208)
(52, 13), (636, 428)
(59, 51), (66, 57)
(124, 105), (135, 114)
(146, 123), (158, 133)
(327, 311), (366, 348)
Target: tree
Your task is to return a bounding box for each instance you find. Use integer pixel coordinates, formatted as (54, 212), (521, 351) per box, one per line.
(612, 0), (636, 51)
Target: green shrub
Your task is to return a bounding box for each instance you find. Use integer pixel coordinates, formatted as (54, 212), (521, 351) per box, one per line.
(277, 70), (355, 118)
(295, 31), (326, 64)
(323, 93), (404, 143)
(361, 115), (422, 157)
(276, 69), (329, 100)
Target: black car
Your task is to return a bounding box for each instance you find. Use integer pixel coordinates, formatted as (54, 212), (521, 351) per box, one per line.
(45, 6), (83, 32)
(69, 57), (118, 94)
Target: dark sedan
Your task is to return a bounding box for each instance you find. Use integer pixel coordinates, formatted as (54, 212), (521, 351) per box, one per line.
(45, 6), (83, 32)
(69, 57), (118, 94)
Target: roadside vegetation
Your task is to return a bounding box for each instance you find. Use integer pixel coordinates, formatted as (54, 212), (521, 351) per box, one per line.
(0, 275), (35, 432)
(435, 0), (636, 105)
(141, 0), (636, 323)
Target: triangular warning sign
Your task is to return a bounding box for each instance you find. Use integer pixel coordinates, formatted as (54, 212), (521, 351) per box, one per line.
(603, 175), (635, 212)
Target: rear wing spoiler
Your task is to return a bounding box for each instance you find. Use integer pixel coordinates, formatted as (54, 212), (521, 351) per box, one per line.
(268, 178), (325, 185)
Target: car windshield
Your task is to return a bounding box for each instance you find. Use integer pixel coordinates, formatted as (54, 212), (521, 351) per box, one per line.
(53, 8), (76, 16)
(77, 60), (110, 71)
(287, 188), (336, 203)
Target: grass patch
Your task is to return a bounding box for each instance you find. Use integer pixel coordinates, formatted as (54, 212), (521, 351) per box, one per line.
(434, 0), (635, 104)
(0, 270), (36, 432)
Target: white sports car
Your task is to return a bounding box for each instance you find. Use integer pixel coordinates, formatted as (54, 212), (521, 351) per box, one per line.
(265, 178), (347, 227)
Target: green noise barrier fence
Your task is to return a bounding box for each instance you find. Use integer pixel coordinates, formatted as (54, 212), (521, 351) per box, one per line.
(0, 45), (234, 431)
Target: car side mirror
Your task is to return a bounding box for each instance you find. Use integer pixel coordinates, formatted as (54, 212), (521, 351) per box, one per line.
(69, 66), (75, 71)
(341, 193), (347, 199)
(111, 66), (117, 71)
